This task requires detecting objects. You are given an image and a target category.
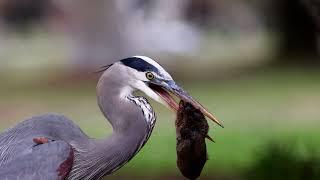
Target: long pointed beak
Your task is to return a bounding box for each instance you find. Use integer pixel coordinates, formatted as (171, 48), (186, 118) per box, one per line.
(150, 80), (224, 128)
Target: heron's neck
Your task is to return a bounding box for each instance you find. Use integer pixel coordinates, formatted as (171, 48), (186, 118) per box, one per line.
(70, 128), (149, 179)
(97, 78), (151, 132)
(82, 127), (149, 179)
(76, 76), (154, 179)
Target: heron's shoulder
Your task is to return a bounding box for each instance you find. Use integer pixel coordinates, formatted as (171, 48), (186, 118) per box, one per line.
(1, 113), (78, 136)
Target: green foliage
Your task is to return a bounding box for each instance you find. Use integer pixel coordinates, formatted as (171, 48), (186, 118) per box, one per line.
(246, 142), (320, 180)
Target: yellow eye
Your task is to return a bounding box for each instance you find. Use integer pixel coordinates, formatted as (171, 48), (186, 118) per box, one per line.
(146, 72), (155, 80)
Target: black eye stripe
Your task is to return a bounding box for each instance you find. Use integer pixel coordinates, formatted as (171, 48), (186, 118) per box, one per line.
(120, 57), (160, 74)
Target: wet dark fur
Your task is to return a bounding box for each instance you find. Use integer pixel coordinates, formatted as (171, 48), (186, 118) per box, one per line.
(175, 100), (209, 180)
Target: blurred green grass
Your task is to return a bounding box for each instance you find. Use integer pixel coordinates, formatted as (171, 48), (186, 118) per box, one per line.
(0, 68), (320, 177)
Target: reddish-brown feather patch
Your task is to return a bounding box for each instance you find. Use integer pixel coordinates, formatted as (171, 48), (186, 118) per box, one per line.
(57, 147), (74, 178)
(33, 137), (49, 144)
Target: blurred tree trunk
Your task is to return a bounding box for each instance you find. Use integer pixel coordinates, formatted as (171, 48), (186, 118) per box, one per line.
(302, 0), (320, 50)
(267, 0), (319, 65)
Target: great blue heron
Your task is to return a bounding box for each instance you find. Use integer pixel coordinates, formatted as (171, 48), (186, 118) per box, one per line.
(0, 56), (223, 180)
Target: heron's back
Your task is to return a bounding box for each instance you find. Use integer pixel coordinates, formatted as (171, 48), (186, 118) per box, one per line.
(0, 113), (88, 167)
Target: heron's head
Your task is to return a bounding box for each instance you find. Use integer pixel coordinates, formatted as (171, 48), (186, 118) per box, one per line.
(100, 56), (223, 127)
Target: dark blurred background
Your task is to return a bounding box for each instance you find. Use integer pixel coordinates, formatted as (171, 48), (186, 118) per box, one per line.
(0, 0), (319, 179)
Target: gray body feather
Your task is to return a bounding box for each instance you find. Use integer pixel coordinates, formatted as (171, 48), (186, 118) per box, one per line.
(0, 114), (86, 180)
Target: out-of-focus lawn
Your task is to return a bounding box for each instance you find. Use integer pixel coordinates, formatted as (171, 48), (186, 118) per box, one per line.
(0, 68), (320, 177)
